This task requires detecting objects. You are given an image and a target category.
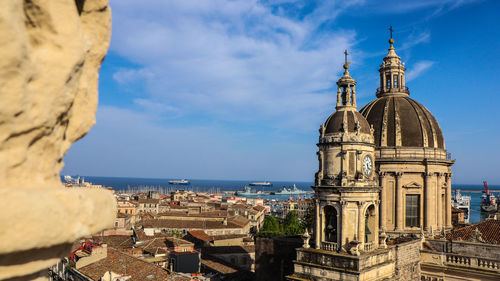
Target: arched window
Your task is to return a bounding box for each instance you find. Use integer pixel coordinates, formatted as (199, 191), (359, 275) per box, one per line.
(365, 205), (376, 243)
(324, 206), (337, 242)
(386, 74), (391, 89)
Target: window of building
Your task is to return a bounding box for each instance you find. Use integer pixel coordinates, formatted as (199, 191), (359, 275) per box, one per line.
(386, 74), (391, 89)
(393, 74), (399, 88)
(406, 194), (420, 227)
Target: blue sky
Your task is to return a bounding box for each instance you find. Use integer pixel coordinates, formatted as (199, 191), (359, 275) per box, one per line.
(63, 0), (500, 184)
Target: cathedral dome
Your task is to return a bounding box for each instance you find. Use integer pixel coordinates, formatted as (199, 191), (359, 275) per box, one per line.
(324, 110), (371, 135)
(360, 96), (444, 149)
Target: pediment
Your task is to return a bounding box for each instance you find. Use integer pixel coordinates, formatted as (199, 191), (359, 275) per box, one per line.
(403, 182), (422, 189)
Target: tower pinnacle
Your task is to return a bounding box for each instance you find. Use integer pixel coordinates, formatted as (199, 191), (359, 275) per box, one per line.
(336, 50), (356, 109)
(376, 27), (408, 98)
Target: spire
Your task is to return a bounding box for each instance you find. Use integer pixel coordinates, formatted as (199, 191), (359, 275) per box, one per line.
(336, 50), (357, 110)
(377, 27), (408, 98)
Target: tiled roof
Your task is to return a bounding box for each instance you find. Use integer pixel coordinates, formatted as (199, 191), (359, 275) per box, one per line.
(210, 234), (247, 241)
(253, 205), (266, 212)
(78, 248), (185, 281)
(138, 198), (160, 204)
(201, 245), (255, 255)
(139, 219), (246, 230)
(201, 254), (239, 274)
(446, 219), (500, 244)
(188, 230), (213, 242)
(165, 237), (194, 247)
(134, 229), (170, 242)
(157, 210), (227, 218)
(91, 235), (134, 249)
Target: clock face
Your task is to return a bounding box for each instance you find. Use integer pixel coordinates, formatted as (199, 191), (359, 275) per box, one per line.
(363, 155), (373, 177)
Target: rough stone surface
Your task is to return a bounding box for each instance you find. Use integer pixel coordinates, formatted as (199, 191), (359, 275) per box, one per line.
(0, 0), (115, 280)
(0, 0), (110, 190)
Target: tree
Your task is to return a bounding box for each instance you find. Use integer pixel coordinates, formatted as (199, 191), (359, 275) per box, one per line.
(256, 215), (281, 237)
(262, 216), (279, 232)
(301, 205), (315, 232)
(283, 211), (304, 235)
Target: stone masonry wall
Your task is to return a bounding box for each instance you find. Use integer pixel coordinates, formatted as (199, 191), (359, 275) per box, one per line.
(392, 239), (421, 281)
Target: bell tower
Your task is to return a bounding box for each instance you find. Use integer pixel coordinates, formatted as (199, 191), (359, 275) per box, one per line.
(313, 52), (381, 253)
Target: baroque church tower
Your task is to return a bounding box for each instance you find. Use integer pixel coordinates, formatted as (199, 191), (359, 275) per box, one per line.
(314, 53), (380, 253)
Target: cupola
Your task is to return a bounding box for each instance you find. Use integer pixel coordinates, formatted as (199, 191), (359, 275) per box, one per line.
(377, 26), (408, 98)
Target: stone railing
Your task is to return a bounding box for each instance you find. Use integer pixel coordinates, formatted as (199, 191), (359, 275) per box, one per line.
(376, 86), (410, 96)
(444, 254), (500, 273)
(376, 147), (449, 161)
(321, 241), (338, 252)
(364, 242), (374, 252)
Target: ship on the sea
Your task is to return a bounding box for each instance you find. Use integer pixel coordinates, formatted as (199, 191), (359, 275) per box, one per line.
(236, 186), (264, 196)
(249, 181), (272, 187)
(271, 184), (307, 195)
(168, 179), (190, 185)
(452, 190), (471, 224)
(481, 181), (498, 213)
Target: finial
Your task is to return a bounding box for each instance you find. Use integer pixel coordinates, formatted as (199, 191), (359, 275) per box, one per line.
(388, 26), (395, 45)
(343, 49), (350, 70)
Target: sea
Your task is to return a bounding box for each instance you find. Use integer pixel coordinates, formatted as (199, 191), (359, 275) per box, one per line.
(74, 176), (500, 224)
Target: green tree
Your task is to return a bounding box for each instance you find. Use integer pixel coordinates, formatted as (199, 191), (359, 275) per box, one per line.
(301, 205), (315, 232)
(256, 215), (282, 237)
(262, 216), (279, 232)
(283, 211), (304, 235)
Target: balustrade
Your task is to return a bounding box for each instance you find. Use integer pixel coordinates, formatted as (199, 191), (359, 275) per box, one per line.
(364, 242), (374, 252)
(321, 241), (338, 252)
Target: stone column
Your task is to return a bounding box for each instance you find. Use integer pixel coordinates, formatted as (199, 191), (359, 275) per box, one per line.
(395, 172), (403, 231)
(424, 172), (432, 231)
(379, 172), (387, 231)
(374, 200), (380, 247)
(437, 173), (443, 229)
(382, 73), (387, 91)
(358, 202), (364, 242)
(315, 199), (320, 249)
(446, 173), (453, 228)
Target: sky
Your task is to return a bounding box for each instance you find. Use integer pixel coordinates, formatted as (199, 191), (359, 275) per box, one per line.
(63, 0), (500, 184)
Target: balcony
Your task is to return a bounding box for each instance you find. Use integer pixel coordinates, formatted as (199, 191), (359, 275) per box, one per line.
(445, 254), (500, 273)
(321, 241), (338, 252)
(376, 86), (410, 97)
(364, 242), (374, 252)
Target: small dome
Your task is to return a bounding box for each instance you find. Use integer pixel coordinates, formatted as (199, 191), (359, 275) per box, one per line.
(360, 96), (444, 149)
(324, 110), (371, 135)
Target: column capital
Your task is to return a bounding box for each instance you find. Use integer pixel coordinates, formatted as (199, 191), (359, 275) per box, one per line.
(395, 172), (404, 178)
(340, 200), (348, 206)
(437, 172), (445, 178)
(425, 172), (433, 178)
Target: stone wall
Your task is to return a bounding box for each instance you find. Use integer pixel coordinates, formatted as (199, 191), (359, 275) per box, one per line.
(391, 239), (421, 281)
(0, 1), (116, 280)
(255, 236), (303, 281)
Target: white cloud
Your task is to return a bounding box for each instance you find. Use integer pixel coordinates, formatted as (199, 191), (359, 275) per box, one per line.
(108, 0), (359, 131)
(406, 60), (434, 81)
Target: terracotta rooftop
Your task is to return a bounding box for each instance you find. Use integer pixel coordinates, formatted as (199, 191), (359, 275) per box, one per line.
(210, 234), (248, 241)
(446, 219), (500, 244)
(139, 218), (247, 230)
(201, 254), (239, 274)
(188, 230), (213, 242)
(78, 248), (188, 281)
(138, 198), (160, 204)
(91, 235), (134, 249)
(201, 245), (255, 255)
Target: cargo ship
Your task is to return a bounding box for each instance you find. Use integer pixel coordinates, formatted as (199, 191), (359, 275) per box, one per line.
(168, 179), (190, 185)
(249, 181), (272, 187)
(480, 181), (498, 213)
